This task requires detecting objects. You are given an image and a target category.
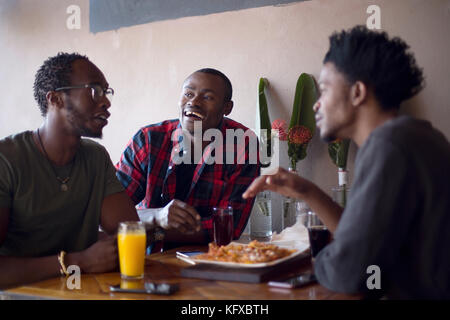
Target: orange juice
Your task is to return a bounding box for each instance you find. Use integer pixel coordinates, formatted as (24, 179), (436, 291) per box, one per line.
(118, 224), (146, 279)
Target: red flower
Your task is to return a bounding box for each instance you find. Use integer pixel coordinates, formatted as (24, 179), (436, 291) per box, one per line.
(288, 125), (312, 145)
(271, 119), (288, 141)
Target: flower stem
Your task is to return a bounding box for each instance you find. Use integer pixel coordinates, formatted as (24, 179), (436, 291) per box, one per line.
(290, 159), (297, 173)
(283, 202), (290, 218)
(257, 201), (270, 216)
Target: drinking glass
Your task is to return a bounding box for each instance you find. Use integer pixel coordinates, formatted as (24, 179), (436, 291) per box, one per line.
(250, 190), (272, 239)
(212, 206), (234, 246)
(304, 212), (331, 259)
(117, 221), (147, 279)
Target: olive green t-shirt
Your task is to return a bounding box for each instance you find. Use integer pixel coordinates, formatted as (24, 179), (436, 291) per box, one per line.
(0, 131), (124, 257)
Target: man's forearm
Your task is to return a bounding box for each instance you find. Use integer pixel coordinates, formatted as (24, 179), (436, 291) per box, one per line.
(0, 255), (60, 290)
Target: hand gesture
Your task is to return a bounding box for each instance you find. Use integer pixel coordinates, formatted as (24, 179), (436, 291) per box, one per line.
(157, 199), (201, 234)
(243, 167), (313, 200)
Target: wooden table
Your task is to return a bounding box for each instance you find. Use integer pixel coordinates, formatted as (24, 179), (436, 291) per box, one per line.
(0, 245), (360, 301)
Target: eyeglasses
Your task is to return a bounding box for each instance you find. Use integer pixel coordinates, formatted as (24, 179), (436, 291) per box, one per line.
(54, 84), (114, 102)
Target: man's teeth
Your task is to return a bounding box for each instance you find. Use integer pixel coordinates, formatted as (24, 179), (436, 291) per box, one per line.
(184, 111), (204, 120)
(97, 115), (107, 120)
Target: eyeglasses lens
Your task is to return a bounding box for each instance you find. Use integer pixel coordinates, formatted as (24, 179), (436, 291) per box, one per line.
(91, 86), (113, 102)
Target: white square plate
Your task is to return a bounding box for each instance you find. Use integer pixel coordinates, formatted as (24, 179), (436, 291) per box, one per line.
(176, 241), (309, 268)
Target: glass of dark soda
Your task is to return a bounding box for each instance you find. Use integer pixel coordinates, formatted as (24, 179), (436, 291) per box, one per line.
(212, 206), (234, 246)
(304, 211), (331, 258)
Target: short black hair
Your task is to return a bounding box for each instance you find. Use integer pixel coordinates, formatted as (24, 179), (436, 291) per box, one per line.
(33, 52), (89, 116)
(324, 25), (424, 110)
(195, 68), (233, 102)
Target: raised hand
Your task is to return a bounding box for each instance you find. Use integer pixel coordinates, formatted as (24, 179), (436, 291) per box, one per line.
(242, 167), (313, 200)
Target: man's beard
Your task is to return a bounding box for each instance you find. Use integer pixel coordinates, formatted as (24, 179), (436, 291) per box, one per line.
(66, 102), (103, 139)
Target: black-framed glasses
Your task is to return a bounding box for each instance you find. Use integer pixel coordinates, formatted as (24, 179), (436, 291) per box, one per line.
(54, 84), (114, 102)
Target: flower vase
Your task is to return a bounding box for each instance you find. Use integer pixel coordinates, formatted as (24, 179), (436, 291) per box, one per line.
(332, 168), (349, 207)
(250, 190), (273, 239)
(295, 199), (310, 226)
(281, 165), (298, 229)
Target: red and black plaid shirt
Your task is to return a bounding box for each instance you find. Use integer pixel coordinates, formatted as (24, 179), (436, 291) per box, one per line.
(115, 118), (260, 241)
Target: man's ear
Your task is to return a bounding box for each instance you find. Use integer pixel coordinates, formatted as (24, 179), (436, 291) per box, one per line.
(350, 81), (368, 108)
(45, 91), (64, 111)
(223, 101), (233, 116)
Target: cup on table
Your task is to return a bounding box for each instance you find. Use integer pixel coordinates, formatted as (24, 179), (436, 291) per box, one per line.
(304, 211), (331, 259)
(120, 278), (144, 290)
(117, 221), (147, 279)
(212, 206), (234, 246)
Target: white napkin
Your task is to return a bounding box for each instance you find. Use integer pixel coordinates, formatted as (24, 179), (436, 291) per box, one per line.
(270, 218), (310, 252)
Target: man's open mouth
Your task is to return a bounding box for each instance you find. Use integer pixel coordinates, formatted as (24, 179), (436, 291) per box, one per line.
(183, 110), (205, 120)
(93, 113), (110, 125)
(96, 115), (109, 121)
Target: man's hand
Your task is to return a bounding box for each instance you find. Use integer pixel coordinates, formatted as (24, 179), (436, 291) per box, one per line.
(243, 167), (343, 233)
(67, 235), (118, 273)
(242, 167), (313, 200)
(157, 199), (201, 234)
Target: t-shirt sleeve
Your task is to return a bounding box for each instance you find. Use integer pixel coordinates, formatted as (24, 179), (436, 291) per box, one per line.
(101, 147), (125, 198)
(115, 129), (149, 205)
(0, 154), (14, 208)
(314, 137), (414, 294)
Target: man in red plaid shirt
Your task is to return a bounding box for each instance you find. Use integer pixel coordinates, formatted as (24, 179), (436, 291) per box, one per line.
(116, 68), (260, 249)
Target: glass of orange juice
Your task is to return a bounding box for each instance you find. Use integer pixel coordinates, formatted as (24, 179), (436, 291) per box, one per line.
(117, 221), (147, 279)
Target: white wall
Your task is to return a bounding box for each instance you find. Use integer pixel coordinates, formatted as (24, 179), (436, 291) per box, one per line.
(1, 0), (449, 231)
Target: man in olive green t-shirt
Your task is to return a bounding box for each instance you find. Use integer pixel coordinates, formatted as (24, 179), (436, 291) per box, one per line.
(0, 53), (139, 289)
